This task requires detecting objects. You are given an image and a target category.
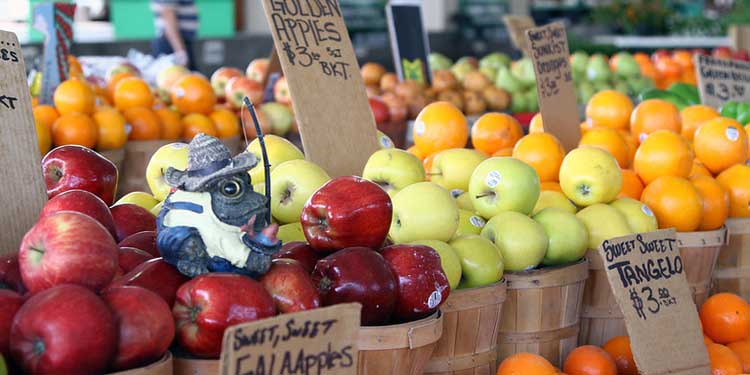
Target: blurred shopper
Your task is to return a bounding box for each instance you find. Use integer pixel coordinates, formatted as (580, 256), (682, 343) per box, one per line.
(150, 0), (198, 69)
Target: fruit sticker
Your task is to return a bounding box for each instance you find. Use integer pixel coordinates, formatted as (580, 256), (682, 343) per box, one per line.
(726, 126), (740, 141)
(485, 170), (502, 188)
(450, 189), (464, 198)
(470, 215), (485, 228)
(641, 204), (655, 217)
(427, 290), (442, 309)
(414, 120), (425, 136)
(379, 134), (394, 148)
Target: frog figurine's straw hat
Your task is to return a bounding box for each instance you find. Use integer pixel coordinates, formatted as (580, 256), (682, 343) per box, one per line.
(164, 133), (258, 192)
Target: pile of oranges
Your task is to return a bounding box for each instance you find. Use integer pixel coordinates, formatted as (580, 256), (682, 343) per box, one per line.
(633, 50), (697, 89)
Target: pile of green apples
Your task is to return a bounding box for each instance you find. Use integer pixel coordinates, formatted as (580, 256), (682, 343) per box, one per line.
(571, 51), (654, 104)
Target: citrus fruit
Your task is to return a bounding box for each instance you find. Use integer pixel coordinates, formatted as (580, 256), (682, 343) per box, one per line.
(700, 293), (750, 344)
(210, 108), (241, 138)
(171, 74), (217, 115)
(541, 181), (562, 192)
(618, 169), (644, 200)
(727, 340), (750, 373)
(585, 90), (633, 130)
(471, 112), (522, 155)
(690, 175), (730, 231)
(92, 107), (128, 150)
(603, 336), (637, 375)
(422, 153), (436, 175)
(497, 352), (557, 375)
(716, 164), (750, 218)
(406, 145), (425, 160)
(694, 117), (749, 175)
(492, 147), (514, 157)
(640, 176), (702, 232)
(155, 107), (183, 140)
(707, 343), (744, 375)
(680, 105), (720, 141)
(122, 107), (162, 141)
(53, 79), (95, 115)
(630, 99), (681, 142)
(182, 113), (218, 140)
(51, 113), (98, 148)
(633, 130), (693, 185)
(579, 127), (630, 168)
(513, 133), (565, 182)
(35, 118), (51, 156)
(529, 113), (544, 133)
(690, 159), (713, 178)
(107, 71), (136, 100)
(33, 105), (59, 130)
(705, 334), (714, 345)
(563, 345), (617, 375)
(113, 77), (153, 111)
(619, 130), (638, 166)
(412, 101), (468, 155)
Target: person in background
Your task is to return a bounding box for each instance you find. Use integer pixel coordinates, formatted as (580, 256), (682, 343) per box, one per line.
(150, 0), (198, 70)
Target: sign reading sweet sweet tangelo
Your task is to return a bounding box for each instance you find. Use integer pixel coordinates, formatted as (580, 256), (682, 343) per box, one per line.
(599, 229), (710, 375)
(694, 54), (750, 108)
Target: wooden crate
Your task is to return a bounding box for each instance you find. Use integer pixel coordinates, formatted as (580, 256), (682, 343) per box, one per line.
(579, 249), (627, 347)
(677, 227), (727, 306)
(108, 352), (172, 375)
(173, 355), (218, 375)
(120, 140), (171, 194)
(713, 218), (750, 300)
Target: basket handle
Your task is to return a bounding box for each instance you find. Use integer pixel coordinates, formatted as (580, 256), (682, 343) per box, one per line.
(407, 312), (443, 349)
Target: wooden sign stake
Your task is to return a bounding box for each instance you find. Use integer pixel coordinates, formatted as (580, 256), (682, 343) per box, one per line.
(33, 2), (76, 105)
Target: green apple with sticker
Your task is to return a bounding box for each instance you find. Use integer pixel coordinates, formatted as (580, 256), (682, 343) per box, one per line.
(469, 157), (540, 218)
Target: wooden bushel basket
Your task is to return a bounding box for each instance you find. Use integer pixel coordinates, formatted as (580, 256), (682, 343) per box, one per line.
(677, 227), (727, 306)
(579, 249), (627, 347)
(357, 311), (443, 375)
(424, 281), (507, 375)
(99, 148), (126, 177)
(120, 140), (171, 194)
(219, 134), (244, 155)
(107, 352), (173, 375)
(173, 355), (218, 375)
(713, 218), (750, 300)
(498, 260), (588, 367)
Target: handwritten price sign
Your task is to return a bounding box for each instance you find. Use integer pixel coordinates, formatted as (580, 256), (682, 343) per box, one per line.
(599, 230), (710, 375)
(694, 54), (750, 108)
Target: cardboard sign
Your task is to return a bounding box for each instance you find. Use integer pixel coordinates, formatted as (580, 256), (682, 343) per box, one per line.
(260, 0), (380, 177)
(33, 2), (76, 105)
(694, 54), (750, 109)
(503, 15), (535, 56)
(524, 22), (580, 151)
(386, 1), (432, 85)
(599, 229), (710, 375)
(0, 30), (48, 254)
(219, 303), (361, 375)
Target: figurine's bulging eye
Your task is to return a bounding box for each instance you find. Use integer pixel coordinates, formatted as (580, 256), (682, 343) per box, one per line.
(220, 178), (243, 198)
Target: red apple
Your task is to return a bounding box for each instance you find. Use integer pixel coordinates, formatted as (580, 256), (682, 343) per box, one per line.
(42, 145), (118, 205)
(733, 49), (750, 62)
(225, 76), (264, 108)
(0, 289), (23, 357)
(272, 241), (320, 273)
(173, 273), (276, 358)
(110, 204), (156, 242)
(118, 230), (159, 257)
(102, 286), (175, 371)
(369, 97), (390, 125)
(651, 49), (671, 62)
(301, 176), (392, 253)
(260, 259), (321, 314)
(691, 48), (709, 56)
(381, 92), (408, 123)
(10, 285), (117, 374)
(19, 211), (119, 293)
(380, 244), (450, 322)
(0, 254), (25, 294)
(246, 58), (270, 83)
(713, 47), (733, 60)
(106, 258), (189, 307)
(274, 76), (292, 105)
(39, 189), (117, 239)
(210, 67), (243, 99)
(119, 247), (154, 274)
(312, 247), (397, 325)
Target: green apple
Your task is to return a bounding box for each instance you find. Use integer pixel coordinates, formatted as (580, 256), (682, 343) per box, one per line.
(451, 61), (474, 82)
(409, 239), (462, 290)
(576, 203), (634, 249)
(362, 148), (425, 197)
(146, 142), (189, 201)
(270, 159), (330, 224)
(533, 208), (588, 266)
(390, 182), (459, 243)
(454, 209), (486, 238)
(429, 148), (487, 192)
(260, 102), (294, 136)
(511, 57), (536, 87)
(481, 211), (548, 272)
(429, 52), (453, 71)
(609, 198), (658, 233)
(277, 222), (307, 242)
(495, 66), (524, 93)
(449, 234), (504, 289)
(532, 190), (577, 215)
(469, 157), (540, 218)
(559, 147), (622, 207)
(114, 191), (160, 211)
(376, 130), (395, 149)
(570, 51), (589, 76)
(454, 191), (474, 211)
(0, 353), (6, 375)
(247, 135), (304, 184)
(586, 54), (612, 82)
(150, 201), (163, 216)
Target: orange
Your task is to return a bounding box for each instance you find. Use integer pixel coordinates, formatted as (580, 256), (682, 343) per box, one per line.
(563, 345), (617, 375)
(694, 117), (749, 175)
(690, 159), (713, 178)
(107, 71), (136, 101)
(512, 133), (565, 183)
(406, 145), (425, 160)
(705, 334), (715, 345)
(182, 113), (218, 140)
(639, 62), (661, 82)
(541, 181), (562, 192)
(641, 176), (703, 232)
(210, 109), (241, 138)
(422, 153), (436, 175)
(413, 101), (469, 155)
(492, 147), (514, 157)
(655, 57), (682, 82)
(33, 105), (59, 130)
(585, 90), (633, 130)
(707, 343), (744, 375)
(717, 164), (750, 218)
(51, 113), (98, 148)
(122, 107), (162, 141)
(680, 105), (720, 141)
(701, 293), (750, 344)
(630, 99), (681, 142)
(633, 130), (693, 185)
(618, 169), (644, 200)
(691, 175), (730, 231)
(155, 107), (183, 140)
(633, 52), (651, 66)
(579, 127), (629, 168)
(727, 340), (750, 373)
(603, 336), (637, 375)
(471, 112), (522, 155)
(171, 74), (217, 115)
(53, 79), (95, 115)
(113, 77), (154, 111)
(672, 50), (694, 69)
(497, 352), (557, 375)
(619, 130), (638, 166)
(35, 118), (51, 156)
(580, 121), (595, 135)
(92, 107), (128, 150)
(529, 113), (544, 133)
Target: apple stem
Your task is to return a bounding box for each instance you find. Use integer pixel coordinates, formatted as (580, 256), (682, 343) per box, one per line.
(33, 338), (45, 356)
(425, 172), (442, 176)
(318, 276), (332, 294)
(50, 166), (63, 182)
(189, 306), (201, 323)
(475, 192), (495, 199)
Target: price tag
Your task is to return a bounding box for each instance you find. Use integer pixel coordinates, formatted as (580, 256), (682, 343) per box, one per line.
(599, 229), (710, 375)
(386, 0), (432, 85)
(524, 22), (580, 151)
(219, 303), (360, 375)
(503, 15), (535, 56)
(0, 30), (48, 255)
(694, 54), (750, 109)
(260, 0), (380, 177)
(33, 2), (76, 105)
